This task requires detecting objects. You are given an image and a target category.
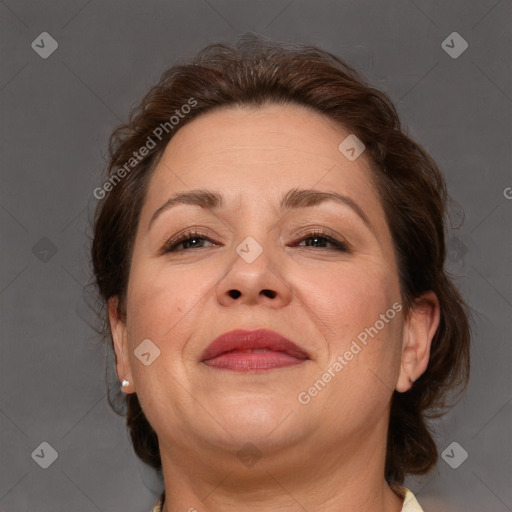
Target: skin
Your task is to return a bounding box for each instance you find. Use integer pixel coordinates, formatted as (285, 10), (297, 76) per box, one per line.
(109, 103), (440, 512)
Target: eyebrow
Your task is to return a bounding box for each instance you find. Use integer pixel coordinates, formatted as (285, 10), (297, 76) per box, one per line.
(147, 188), (374, 233)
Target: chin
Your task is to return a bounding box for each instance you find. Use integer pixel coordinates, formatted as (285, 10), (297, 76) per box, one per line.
(211, 398), (303, 443)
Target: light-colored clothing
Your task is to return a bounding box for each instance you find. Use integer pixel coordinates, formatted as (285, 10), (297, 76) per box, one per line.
(400, 487), (424, 511)
(150, 486), (423, 511)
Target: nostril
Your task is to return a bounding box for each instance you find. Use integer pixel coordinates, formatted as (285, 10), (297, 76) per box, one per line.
(227, 289), (276, 299)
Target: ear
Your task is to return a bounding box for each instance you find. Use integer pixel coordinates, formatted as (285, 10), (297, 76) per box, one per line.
(396, 291), (440, 393)
(108, 296), (134, 394)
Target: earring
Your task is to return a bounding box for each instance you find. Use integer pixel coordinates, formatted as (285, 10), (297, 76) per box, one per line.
(121, 379), (130, 390)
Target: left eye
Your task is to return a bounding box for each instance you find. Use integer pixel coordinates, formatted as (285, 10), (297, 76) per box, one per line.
(295, 232), (349, 251)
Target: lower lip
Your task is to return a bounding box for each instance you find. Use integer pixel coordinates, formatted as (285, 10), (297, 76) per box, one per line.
(203, 351), (307, 371)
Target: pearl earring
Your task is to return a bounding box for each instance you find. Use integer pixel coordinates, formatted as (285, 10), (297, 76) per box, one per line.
(121, 379), (130, 389)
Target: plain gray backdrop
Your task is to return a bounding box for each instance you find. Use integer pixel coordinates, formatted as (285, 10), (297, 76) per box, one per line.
(1, 1), (511, 511)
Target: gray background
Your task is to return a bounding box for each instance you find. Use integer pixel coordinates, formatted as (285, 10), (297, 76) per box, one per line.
(1, 1), (511, 511)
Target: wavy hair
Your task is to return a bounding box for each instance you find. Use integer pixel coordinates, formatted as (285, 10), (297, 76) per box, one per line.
(90, 34), (471, 500)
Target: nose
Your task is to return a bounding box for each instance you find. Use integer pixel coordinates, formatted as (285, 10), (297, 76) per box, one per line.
(215, 239), (293, 308)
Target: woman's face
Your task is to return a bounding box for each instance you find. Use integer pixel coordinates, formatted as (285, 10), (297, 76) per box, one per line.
(110, 103), (423, 465)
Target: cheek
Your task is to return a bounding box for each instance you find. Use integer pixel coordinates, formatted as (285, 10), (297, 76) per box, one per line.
(123, 266), (208, 409)
(296, 262), (403, 389)
(297, 261), (400, 334)
(123, 263), (215, 395)
(126, 261), (212, 337)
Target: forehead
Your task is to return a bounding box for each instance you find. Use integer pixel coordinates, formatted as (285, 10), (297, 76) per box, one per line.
(144, 103), (380, 211)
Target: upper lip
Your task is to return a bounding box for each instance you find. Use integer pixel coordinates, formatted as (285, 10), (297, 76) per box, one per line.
(200, 329), (310, 361)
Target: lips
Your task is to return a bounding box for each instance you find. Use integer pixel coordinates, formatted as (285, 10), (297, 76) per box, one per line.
(200, 329), (309, 371)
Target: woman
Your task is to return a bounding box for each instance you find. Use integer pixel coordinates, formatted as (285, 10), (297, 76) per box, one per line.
(91, 34), (470, 512)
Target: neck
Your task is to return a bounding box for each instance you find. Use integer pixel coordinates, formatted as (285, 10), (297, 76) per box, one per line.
(158, 428), (404, 512)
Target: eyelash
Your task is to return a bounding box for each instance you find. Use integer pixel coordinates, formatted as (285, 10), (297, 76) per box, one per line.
(160, 229), (350, 254)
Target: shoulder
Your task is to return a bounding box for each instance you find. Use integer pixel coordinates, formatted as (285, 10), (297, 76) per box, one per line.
(150, 489), (424, 512)
(150, 497), (163, 512)
(398, 486), (424, 512)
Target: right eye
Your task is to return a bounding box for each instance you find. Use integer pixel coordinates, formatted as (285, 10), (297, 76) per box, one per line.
(159, 230), (220, 254)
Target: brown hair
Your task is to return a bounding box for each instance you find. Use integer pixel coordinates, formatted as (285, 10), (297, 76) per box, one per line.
(90, 33), (471, 491)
